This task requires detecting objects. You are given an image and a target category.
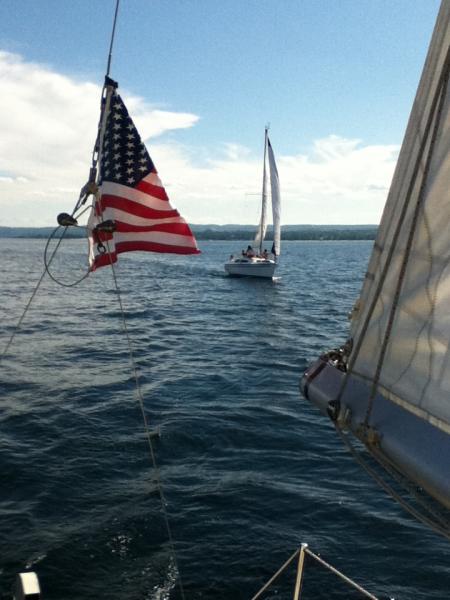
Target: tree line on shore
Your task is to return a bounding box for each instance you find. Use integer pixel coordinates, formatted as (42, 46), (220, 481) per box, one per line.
(0, 225), (377, 241)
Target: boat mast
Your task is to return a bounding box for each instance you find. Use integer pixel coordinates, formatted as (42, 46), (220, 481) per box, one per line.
(106, 0), (120, 78)
(258, 126), (269, 255)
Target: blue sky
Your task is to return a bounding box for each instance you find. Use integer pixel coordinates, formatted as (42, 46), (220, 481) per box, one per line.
(0, 0), (441, 226)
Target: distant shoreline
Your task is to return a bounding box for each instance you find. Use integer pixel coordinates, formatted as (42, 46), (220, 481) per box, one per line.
(0, 225), (378, 241)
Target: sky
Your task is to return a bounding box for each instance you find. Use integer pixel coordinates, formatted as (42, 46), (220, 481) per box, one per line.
(0, 0), (442, 226)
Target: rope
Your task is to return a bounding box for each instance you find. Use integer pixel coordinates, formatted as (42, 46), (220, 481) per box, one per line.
(43, 227), (90, 288)
(0, 227), (70, 363)
(105, 242), (186, 600)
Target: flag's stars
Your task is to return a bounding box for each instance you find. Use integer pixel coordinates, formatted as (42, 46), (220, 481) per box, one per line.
(127, 176), (135, 184)
(127, 133), (135, 140)
(127, 142), (135, 149)
(113, 133), (120, 140)
(113, 123), (121, 130)
(126, 167), (134, 174)
(113, 153), (120, 161)
(139, 165), (147, 172)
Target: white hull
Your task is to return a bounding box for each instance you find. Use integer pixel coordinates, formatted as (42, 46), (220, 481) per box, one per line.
(224, 258), (277, 278)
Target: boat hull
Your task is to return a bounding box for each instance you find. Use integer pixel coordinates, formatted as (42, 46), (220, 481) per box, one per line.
(301, 359), (450, 511)
(224, 259), (277, 278)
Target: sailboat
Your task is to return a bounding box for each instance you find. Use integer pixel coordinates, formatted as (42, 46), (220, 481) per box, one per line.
(301, 0), (450, 537)
(224, 127), (281, 279)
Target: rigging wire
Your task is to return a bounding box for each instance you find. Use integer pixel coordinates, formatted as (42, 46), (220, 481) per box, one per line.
(0, 185), (95, 362)
(0, 235), (64, 363)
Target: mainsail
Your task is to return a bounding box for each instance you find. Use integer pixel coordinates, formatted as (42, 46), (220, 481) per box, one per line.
(88, 77), (199, 270)
(302, 0), (450, 529)
(268, 138), (281, 257)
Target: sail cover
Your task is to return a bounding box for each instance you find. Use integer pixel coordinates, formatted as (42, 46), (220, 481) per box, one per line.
(88, 78), (199, 270)
(349, 2), (450, 436)
(268, 137), (281, 257)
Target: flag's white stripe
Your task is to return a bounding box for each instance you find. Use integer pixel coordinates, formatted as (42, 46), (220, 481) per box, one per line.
(143, 172), (164, 187)
(100, 206), (187, 228)
(100, 181), (173, 212)
(113, 230), (198, 247)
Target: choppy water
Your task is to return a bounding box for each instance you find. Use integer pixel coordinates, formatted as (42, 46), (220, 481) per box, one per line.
(1, 238), (449, 600)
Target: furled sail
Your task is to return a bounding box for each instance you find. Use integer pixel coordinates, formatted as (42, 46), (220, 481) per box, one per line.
(268, 137), (281, 257)
(349, 2), (450, 436)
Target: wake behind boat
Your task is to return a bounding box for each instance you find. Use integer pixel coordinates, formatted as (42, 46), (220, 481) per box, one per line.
(225, 127), (281, 279)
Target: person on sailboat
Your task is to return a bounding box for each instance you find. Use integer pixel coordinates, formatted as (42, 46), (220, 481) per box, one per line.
(246, 245), (255, 258)
(262, 249), (269, 259)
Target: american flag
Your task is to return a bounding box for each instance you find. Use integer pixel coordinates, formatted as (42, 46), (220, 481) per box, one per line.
(88, 78), (199, 270)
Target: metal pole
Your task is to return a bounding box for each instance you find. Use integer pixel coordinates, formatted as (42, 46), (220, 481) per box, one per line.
(293, 543), (307, 600)
(106, 0), (121, 77)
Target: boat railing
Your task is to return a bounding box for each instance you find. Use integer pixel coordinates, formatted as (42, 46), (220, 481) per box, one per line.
(250, 543), (389, 600)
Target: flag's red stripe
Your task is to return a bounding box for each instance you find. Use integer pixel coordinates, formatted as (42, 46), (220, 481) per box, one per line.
(114, 221), (194, 236)
(91, 252), (118, 270)
(136, 179), (169, 201)
(100, 194), (179, 220)
(116, 240), (200, 255)
(92, 239), (200, 270)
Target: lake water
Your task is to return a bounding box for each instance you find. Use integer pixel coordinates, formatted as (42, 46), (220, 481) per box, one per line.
(1, 238), (449, 599)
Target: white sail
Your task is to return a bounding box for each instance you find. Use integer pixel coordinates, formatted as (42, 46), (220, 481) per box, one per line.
(268, 137), (281, 257)
(349, 1), (450, 435)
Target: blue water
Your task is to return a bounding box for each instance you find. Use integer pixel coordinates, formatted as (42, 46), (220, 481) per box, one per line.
(1, 238), (449, 599)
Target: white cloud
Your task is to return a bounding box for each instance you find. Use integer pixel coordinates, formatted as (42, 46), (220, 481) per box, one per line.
(0, 51), (399, 227)
(0, 51), (199, 226)
(148, 136), (398, 225)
